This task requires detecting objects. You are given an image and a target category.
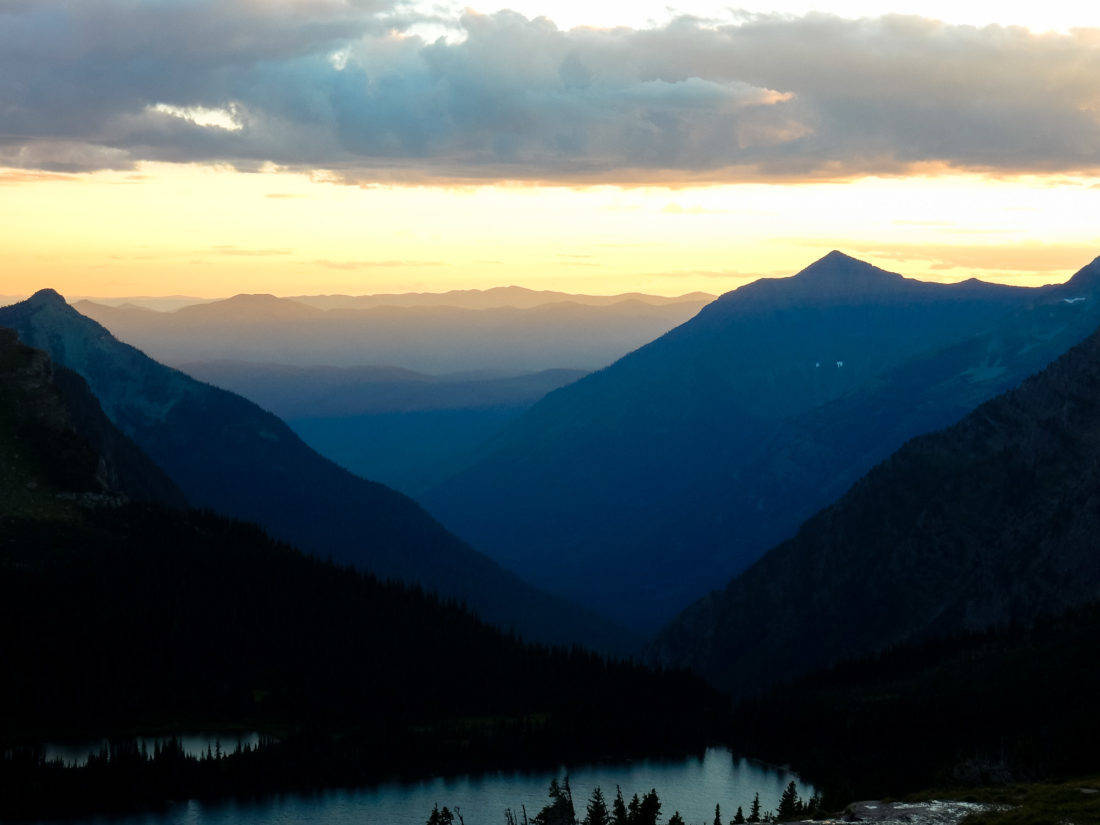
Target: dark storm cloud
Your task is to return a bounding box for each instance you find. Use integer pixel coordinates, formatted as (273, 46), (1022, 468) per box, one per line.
(2, 2), (1100, 181)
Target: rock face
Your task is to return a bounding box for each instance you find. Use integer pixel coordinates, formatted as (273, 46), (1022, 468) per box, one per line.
(0, 291), (633, 651)
(830, 800), (994, 824)
(653, 314), (1100, 697)
(424, 252), (1098, 631)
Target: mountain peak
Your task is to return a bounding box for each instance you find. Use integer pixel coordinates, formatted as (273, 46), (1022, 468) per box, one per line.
(226, 293), (281, 302)
(27, 288), (69, 307)
(798, 250), (879, 276)
(786, 251), (905, 294)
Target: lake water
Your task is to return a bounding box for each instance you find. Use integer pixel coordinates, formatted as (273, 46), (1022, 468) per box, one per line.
(50, 747), (809, 825)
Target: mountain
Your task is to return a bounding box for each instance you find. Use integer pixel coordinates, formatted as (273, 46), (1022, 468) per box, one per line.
(0, 333), (718, 820)
(0, 327), (185, 515)
(290, 285), (715, 311)
(72, 294), (710, 373)
(653, 307), (1100, 697)
(0, 291), (634, 651)
(171, 292), (324, 322)
(424, 252), (1078, 631)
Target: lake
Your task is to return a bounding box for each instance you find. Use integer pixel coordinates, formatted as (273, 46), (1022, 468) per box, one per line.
(49, 746), (809, 825)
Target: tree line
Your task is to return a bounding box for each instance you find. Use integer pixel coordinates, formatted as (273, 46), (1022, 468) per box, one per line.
(427, 776), (823, 825)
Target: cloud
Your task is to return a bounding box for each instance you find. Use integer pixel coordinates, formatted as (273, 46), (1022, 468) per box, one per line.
(3, 3), (1100, 182)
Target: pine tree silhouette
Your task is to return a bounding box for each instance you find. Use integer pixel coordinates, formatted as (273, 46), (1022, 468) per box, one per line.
(776, 782), (802, 821)
(583, 787), (610, 825)
(611, 786), (628, 825)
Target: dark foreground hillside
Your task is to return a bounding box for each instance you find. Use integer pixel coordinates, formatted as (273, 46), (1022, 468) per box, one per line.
(0, 331), (721, 819)
(732, 602), (1100, 804)
(0, 506), (717, 748)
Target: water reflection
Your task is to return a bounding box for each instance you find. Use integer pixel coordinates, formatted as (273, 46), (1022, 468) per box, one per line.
(58, 747), (808, 825)
(42, 732), (263, 766)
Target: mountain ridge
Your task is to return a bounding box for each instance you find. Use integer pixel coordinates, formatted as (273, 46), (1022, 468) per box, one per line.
(653, 311), (1100, 696)
(0, 292), (635, 651)
(423, 251), (1069, 630)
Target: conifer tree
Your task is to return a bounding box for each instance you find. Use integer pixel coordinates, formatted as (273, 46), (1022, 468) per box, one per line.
(637, 789), (661, 825)
(714, 803), (723, 825)
(805, 791), (822, 817)
(583, 787), (610, 825)
(611, 786), (629, 825)
(733, 806), (745, 824)
(668, 814), (685, 825)
(776, 782), (801, 821)
(535, 778), (577, 825)
(748, 793), (761, 823)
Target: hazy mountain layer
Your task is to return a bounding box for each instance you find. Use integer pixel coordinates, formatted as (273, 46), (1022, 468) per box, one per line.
(290, 285), (715, 311)
(424, 252), (1090, 631)
(0, 292), (634, 651)
(34, 286), (714, 314)
(175, 361), (587, 419)
(174, 362), (587, 495)
(74, 295), (709, 373)
(654, 307), (1100, 696)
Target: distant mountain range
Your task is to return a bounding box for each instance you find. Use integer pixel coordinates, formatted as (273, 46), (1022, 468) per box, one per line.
(0, 291), (633, 651)
(650, 289), (1100, 699)
(424, 252), (1100, 631)
(289, 285), (715, 311)
(72, 293), (710, 373)
(22, 285), (712, 314)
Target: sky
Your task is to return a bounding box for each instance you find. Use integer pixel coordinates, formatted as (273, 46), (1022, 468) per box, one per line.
(2, 0), (1100, 298)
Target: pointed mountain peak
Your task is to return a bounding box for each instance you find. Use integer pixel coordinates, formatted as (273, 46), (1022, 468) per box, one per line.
(797, 250), (885, 277)
(821, 249), (861, 264)
(787, 251), (906, 293)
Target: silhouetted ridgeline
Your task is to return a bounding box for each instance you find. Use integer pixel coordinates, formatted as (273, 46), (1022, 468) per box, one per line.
(0, 290), (634, 652)
(425, 252), (1100, 632)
